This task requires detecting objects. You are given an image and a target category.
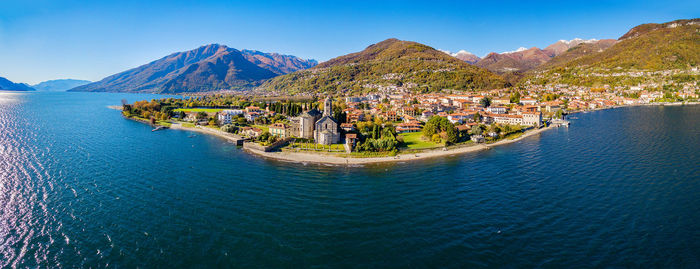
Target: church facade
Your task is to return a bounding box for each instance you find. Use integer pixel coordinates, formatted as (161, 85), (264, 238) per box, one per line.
(313, 97), (340, 145)
(290, 97), (340, 145)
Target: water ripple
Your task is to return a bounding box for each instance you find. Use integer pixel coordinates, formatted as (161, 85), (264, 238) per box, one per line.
(0, 93), (699, 267)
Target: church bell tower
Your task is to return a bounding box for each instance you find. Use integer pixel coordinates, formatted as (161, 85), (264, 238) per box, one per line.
(323, 97), (332, 117)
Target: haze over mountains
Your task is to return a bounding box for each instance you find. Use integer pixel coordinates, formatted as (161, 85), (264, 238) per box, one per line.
(0, 77), (35, 91)
(32, 79), (91, 91)
(68, 18), (697, 95)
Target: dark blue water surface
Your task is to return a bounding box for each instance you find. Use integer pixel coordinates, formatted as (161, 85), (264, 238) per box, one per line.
(1, 91), (699, 268)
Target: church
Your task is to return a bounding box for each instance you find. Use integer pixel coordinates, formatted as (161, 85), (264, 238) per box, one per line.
(289, 97), (340, 145)
(313, 97), (340, 145)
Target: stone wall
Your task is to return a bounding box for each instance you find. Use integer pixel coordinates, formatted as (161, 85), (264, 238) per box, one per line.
(243, 138), (292, 152)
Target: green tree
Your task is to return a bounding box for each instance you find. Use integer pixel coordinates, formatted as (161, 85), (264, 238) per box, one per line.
(555, 109), (563, 119)
(431, 134), (442, 143)
(445, 125), (460, 144)
(471, 125), (483, 135)
(480, 97), (492, 108)
(510, 91), (521, 104)
(423, 122), (437, 137)
(372, 125), (379, 139)
(488, 124), (501, 136)
(221, 124), (237, 133)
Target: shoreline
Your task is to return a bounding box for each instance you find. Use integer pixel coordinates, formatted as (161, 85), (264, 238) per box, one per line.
(169, 123), (245, 143)
(120, 113), (246, 143)
(244, 125), (556, 165)
(124, 101), (700, 166)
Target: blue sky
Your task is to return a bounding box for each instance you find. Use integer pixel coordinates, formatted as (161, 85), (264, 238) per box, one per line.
(1, 0), (698, 84)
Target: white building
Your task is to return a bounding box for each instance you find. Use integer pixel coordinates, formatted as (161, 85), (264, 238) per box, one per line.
(486, 106), (507, 114)
(447, 113), (473, 124)
(217, 109), (244, 124)
(520, 98), (537, 105)
(493, 114), (523, 125)
(245, 112), (261, 122)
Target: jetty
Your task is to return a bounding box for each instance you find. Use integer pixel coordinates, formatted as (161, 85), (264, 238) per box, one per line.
(551, 119), (570, 127)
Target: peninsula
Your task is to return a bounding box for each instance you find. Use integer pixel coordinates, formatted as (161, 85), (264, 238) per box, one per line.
(114, 18), (697, 165)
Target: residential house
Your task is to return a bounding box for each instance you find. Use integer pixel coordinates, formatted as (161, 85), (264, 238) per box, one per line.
(240, 127), (263, 138)
(520, 98), (537, 105)
(486, 106), (507, 114)
(245, 112), (261, 122)
(269, 123), (290, 138)
(217, 109), (244, 125)
(340, 123), (356, 132)
(492, 98), (510, 105)
(395, 122), (422, 133)
(447, 112), (473, 124)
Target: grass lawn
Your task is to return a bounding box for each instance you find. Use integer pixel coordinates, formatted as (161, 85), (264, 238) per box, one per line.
(400, 132), (441, 150)
(156, 120), (172, 127)
(180, 121), (194, 128)
(251, 125), (269, 133)
(173, 108), (224, 113)
(288, 142), (345, 151)
(504, 132), (523, 140)
(203, 125), (221, 130)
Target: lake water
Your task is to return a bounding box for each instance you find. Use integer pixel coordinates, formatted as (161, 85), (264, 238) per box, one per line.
(1, 91), (699, 267)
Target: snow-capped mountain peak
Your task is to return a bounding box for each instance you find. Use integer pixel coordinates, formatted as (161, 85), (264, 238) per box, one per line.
(502, 47), (528, 54)
(439, 49), (481, 64)
(559, 38), (598, 45)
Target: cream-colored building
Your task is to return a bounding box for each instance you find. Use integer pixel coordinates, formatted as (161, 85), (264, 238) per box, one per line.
(522, 112), (542, 127)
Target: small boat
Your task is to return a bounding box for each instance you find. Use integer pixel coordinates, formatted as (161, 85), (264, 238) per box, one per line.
(151, 126), (167, 132)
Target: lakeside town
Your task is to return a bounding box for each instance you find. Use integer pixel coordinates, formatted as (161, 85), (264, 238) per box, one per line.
(121, 75), (700, 162)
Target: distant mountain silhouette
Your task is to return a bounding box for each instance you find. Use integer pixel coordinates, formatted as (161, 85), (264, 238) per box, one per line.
(241, 49), (317, 75)
(33, 79), (91, 91)
(0, 77), (35, 91)
(71, 44), (315, 93)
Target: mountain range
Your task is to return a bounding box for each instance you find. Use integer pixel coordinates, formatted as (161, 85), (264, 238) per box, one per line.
(71, 44), (317, 93)
(258, 38), (507, 95)
(32, 79), (91, 91)
(70, 18), (697, 94)
(527, 18), (699, 86)
(241, 50), (318, 75)
(443, 38), (614, 75)
(439, 50), (481, 64)
(548, 18), (699, 71)
(0, 77), (35, 91)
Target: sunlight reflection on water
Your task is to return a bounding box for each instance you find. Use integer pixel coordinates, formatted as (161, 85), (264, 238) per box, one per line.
(0, 91), (24, 104)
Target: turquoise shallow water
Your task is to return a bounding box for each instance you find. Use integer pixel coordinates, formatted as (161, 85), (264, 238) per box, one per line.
(1, 91), (699, 267)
